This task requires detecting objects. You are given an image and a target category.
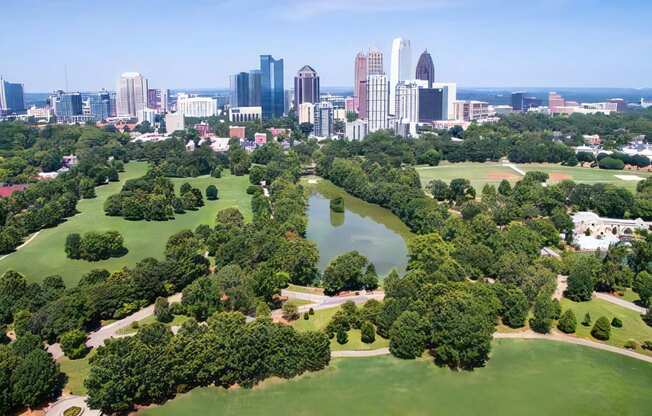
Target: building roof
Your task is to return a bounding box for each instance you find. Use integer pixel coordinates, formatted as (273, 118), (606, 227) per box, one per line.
(297, 65), (318, 76)
(0, 184), (27, 198)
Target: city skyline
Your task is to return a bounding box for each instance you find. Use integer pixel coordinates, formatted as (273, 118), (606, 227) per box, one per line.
(1, 0), (651, 92)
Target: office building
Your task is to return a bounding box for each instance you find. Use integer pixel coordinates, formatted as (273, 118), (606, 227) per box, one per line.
(548, 92), (565, 113)
(313, 101), (334, 138)
(0, 78), (25, 114)
(147, 89), (161, 110)
(294, 65), (320, 107)
(298, 102), (315, 124)
(138, 108), (156, 125)
(230, 72), (250, 107)
(228, 106), (262, 123)
(415, 50), (435, 88)
(176, 94), (218, 117)
(608, 98), (627, 112)
(27, 106), (53, 121)
(418, 88), (445, 122)
(165, 112), (185, 133)
(51, 91), (83, 121)
(248, 70), (262, 106)
(260, 55), (284, 119)
(160, 89), (169, 112)
(334, 108), (347, 121)
(367, 74), (389, 132)
(395, 81), (420, 123)
(453, 100), (489, 121)
(390, 38), (412, 115)
(354, 52), (368, 116)
(117, 72), (148, 117)
(512, 91), (541, 112)
(346, 119), (368, 141)
(368, 49), (384, 75)
(89, 91), (111, 121)
(432, 82), (457, 120)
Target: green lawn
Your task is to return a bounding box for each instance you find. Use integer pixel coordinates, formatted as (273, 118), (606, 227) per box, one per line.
(0, 162), (252, 286)
(139, 339), (652, 416)
(520, 163), (652, 192)
(620, 288), (641, 304)
(290, 306), (389, 351)
(117, 314), (190, 335)
(560, 297), (652, 355)
(417, 162), (522, 193)
(58, 351), (94, 396)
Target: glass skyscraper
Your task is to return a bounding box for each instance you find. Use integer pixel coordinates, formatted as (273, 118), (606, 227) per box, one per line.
(89, 92), (112, 121)
(248, 70), (262, 107)
(229, 72), (250, 107)
(0, 78), (25, 114)
(260, 55), (284, 119)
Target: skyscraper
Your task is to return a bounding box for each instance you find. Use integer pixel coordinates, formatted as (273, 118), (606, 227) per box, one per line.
(367, 74), (389, 132)
(294, 65), (320, 108)
(51, 91), (83, 122)
(89, 91), (111, 121)
(354, 52), (368, 116)
(260, 55), (284, 119)
(368, 49), (384, 75)
(230, 72), (250, 107)
(390, 38), (412, 115)
(511, 92), (525, 112)
(248, 70), (262, 107)
(418, 88), (444, 122)
(548, 92), (565, 113)
(117, 72), (148, 117)
(313, 101), (334, 138)
(415, 50), (435, 88)
(395, 81), (419, 123)
(0, 78), (25, 114)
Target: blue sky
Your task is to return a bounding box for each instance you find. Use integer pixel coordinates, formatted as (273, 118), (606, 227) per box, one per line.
(1, 0), (651, 92)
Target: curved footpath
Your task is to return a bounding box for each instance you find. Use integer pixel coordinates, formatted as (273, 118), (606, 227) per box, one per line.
(594, 292), (647, 314)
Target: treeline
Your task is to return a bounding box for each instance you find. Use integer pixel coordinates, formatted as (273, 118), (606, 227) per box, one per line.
(65, 231), (126, 261)
(85, 316), (330, 414)
(104, 169), (204, 220)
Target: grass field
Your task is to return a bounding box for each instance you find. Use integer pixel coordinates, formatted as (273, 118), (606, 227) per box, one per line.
(58, 351), (94, 396)
(291, 306), (389, 351)
(0, 162), (252, 286)
(417, 161), (652, 193)
(560, 297), (652, 355)
(139, 339), (652, 416)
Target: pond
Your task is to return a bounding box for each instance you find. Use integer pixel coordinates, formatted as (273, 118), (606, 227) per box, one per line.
(304, 179), (412, 277)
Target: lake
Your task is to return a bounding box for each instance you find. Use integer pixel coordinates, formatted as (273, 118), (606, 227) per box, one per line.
(304, 179), (412, 277)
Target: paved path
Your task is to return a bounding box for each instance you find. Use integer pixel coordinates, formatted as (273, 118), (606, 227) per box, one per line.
(280, 289), (385, 317)
(594, 292), (647, 314)
(48, 293), (182, 359)
(44, 395), (100, 416)
(554, 275), (567, 300)
(332, 348), (389, 357)
(0, 230), (41, 261)
(502, 162), (526, 176)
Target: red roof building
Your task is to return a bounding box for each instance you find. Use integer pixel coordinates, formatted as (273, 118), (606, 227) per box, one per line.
(0, 184), (28, 198)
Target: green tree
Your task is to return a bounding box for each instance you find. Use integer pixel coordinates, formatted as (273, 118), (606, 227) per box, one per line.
(557, 309), (577, 334)
(336, 328), (348, 345)
(634, 271), (652, 307)
(154, 297), (173, 323)
(389, 311), (427, 359)
(60, 329), (88, 359)
(360, 321), (375, 344)
(205, 184), (218, 200)
(565, 254), (600, 302)
(529, 294), (555, 334)
(582, 312), (592, 326)
(64, 233), (81, 259)
(282, 303), (299, 321)
(591, 316), (611, 340)
(322, 251), (374, 295)
(500, 286), (529, 328)
(11, 348), (63, 409)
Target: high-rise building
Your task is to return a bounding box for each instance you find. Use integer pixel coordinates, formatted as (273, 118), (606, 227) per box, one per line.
(367, 74), (389, 132)
(368, 49), (384, 75)
(608, 98), (627, 112)
(313, 101), (334, 138)
(548, 92), (565, 114)
(165, 112), (185, 133)
(117, 72), (148, 118)
(298, 102), (315, 124)
(418, 88), (445, 122)
(453, 100), (489, 121)
(415, 50), (435, 88)
(89, 91), (111, 121)
(390, 38), (412, 115)
(354, 52), (368, 116)
(294, 65), (320, 107)
(51, 91), (83, 121)
(147, 88), (161, 110)
(248, 70), (262, 107)
(395, 81), (420, 123)
(176, 94), (218, 117)
(160, 89), (170, 113)
(0, 78), (25, 114)
(260, 55), (284, 119)
(432, 82), (457, 120)
(230, 72), (250, 107)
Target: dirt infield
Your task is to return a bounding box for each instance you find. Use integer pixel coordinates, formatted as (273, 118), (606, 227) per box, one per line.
(487, 172), (520, 181)
(549, 173), (572, 181)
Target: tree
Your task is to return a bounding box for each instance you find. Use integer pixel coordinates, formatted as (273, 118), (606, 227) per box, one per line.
(565, 255), (599, 302)
(529, 294), (555, 334)
(557, 309), (577, 334)
(582, 312), (592, 326)
(389, 311), (427, 359)
(500, 286), (529, 328)
(360, 321), (375, 344)
(60, 329), (88, 359)
(205, 185), (219, 200)
(282, 303), (299, 321)
(591, 316), (611, 340)
(329, 196), (344, 213)
(336, 328), (348, 345)
(154, 297), (173, 323)
(634, 271), (652, 307)
(429, 180), (449, 201)
(322, 251), (375, 295)
(65, 233), (82, 259)
(11, 348), (63, 409)
(643, 308), (652, 327)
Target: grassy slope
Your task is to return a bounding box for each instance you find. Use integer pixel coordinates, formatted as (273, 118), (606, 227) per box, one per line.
(58, 350), (95, 396)
(139, 339), (652, 416)
(0, 163), (252, 286)
(560, 297), (652, 355)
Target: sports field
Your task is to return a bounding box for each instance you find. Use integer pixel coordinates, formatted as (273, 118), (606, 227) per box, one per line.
(0, 162), (252, 286)
(139, 339), (652, 416)
(417, 162), (652, 193)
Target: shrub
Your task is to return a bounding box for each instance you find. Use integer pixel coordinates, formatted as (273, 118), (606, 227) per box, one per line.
(582, 312), (592, 326)
(154, 297), (173, 323)
(360, 321), (375, 344)
(389, 311), (427, 359)
(309, 307), (314, 315)
(246, 185), (261, 195)
(336, 328), (348, 345)
(598, 156), (625, 170)
(282, 303), (299, 321)
(557, 309), (577, 334)
(72, 231), (126, 261)
(591, 316), (611, 340)
(303, 312), (309, 320)
(624, 340), (638, 350)
(65, 233), (81, 259)
(60, 329), (89, 359)
(63, 406), (82, 416)
(611, 317), (623, 328)
(212, 166), (223, 178)
(206, 185), (218, 200)
(642, 340), (652, 350)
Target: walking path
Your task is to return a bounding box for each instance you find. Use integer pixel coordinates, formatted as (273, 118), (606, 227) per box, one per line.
(0, 230), (41, 261)
(503, 162), (526, 176)
(44, 394), (100, 416)
(594, 292), (647, 314)
(332, 348), (389, 357)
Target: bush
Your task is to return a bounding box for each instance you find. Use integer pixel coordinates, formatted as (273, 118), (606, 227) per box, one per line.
(60, 329), (89, 359)
(246, 185), (261, 195)
(206, 185), (218, 200)
(389, 311), (427, 359)
(557, 309), (577, 334)
(624, 340), (638, 350)
(330, 196), (344, 213)
(303, 312), (309, 320)
(591, 316), (611, 340)
(582, 312), (592, 326)
(65, 233), (81, 259)
(70, 231), (126, 261)
(212, 166), (223, 178)
(336, 328), (348, 345)
(63, 406), (82, 416)
(309, 307), (314, 315)
(360, 321), (375, 344)
(282, 303), (299, 321)
(530, 294), (555, 334)
(598, 157), (625, 170)
(154, 297), (173, 323)
(611, 317), (623, 328)
(642, 340), (652, 350)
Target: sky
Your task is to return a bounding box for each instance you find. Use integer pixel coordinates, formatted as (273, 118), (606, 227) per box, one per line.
(1, 0), (651, 92)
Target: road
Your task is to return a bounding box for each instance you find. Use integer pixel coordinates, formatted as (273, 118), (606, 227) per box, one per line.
(594, 292), (647, 314)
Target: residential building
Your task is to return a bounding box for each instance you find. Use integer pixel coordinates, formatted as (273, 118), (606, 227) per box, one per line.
(432, 82), (457, 120)
(354, 52), (368, 116)
(415, 50), (435, 88)
(418, 88), (444, 122)
(368, 49), (384, 75)
(395, 81), (420, 123)
(165, 112), (185, 133)
(453, 100), (489, 121)
(89, 91), (112, 121)
(176, 94), (217, 117)
(230, 72), (250, 107)
(260, 55), (284, 119)
(298, 102), (315, 124)
(294, 65), (320, 108)
(367, 74), (389, 132)
(51, 91), (83, 122)
(0, 78), (25, 114)
(390, 38), (412, 115)
(346, 119), (368, 141)
(229, 126), (246, 140)
(117, 72), (148, 118)
(228, 106), (262, 123)
(313, 101), (334, 138)
(548, 92), (565, 113)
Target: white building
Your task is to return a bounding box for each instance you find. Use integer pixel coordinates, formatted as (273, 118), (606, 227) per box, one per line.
(572, 211), (652, 251)
(367, 49), (384, 75)
(432, 82), (457, 120)
(165, 112), (185, 133)
(395, 81), (419, 124)
(138, 108), (156, 125)
(389, 38), (412, 116)
(453, 100), (489, 121)
(176, 94), (218, 117)
(27, 105), (53, 121)
(117, 72), (148, 118)
(298, 102), (315, 124)
(493, 105), (513, 116)
(367, 74), (389, 132)
(333, 108), (347, 121)
(346, 119), (368, 141)
(228, 106), (261, 123)
(313, 102), (334, 138)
